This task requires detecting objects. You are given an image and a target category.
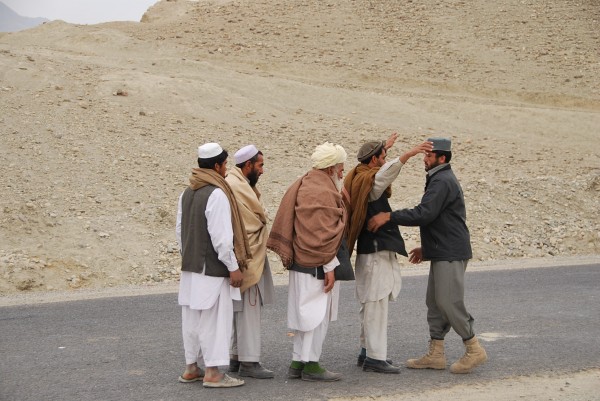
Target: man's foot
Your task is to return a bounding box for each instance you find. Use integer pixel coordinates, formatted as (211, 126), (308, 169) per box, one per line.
(229, 359), (241, 373)
(288, 361), (305, 379)
(178, 368), (205, 383)
(203, 374), (245, 388)
(357, 348), (393, 367)
(362, 357), (401, 374)
(449, 336), (487, 374)
(301, 370), (342, 382)
(239, 362), (275, 379)
(301, 362), (342, 382)
(406, 339), (446, 370)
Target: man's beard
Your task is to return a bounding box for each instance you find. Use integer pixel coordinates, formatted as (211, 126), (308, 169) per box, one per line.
(331, 173), (343, 192)
(248, 169), (259, 187)
(425, 159), (440, 172)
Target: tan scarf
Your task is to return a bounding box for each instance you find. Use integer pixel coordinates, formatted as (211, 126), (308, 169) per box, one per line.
(189, 168), (252, 270)
(226, 166), (268, 292)
(267, 169), (346, 268)
(343, 163), (392, 255)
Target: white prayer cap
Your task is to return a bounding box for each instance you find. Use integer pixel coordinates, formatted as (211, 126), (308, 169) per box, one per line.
(311, 142), (347, 169)
(234, 144), (259, 165)
(197, 142), (223, 159)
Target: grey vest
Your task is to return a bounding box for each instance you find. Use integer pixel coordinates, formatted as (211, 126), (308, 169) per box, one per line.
(356, 194), (407, 256)
(180, 186), (230, 277)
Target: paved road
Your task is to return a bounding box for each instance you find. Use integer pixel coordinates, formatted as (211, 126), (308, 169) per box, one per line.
(1, 264), (598, 401)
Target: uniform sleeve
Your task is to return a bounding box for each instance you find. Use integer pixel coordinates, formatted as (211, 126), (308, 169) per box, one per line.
(369, 157), (404, 201)
(206, 188), (240, 272)
(390, 177), (448, 226)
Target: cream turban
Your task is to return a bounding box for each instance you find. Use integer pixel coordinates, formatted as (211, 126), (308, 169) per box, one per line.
(311, 142), (347, 169)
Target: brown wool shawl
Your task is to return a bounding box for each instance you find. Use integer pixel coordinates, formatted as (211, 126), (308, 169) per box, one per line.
(267, 169), (346, 268)
(189, 168), (252, 270)
(343, 163), (392, 255)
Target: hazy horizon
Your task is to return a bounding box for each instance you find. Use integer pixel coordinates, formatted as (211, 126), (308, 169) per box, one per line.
(1, 0), (159, 24)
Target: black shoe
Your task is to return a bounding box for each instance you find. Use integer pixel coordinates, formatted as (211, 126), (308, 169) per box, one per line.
(229, 359), (241, 373)
(357, 352), (393, 367)
(362, 357), (401, 374)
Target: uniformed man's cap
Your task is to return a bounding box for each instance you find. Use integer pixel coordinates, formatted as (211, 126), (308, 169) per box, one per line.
(428, 137), (451, 152)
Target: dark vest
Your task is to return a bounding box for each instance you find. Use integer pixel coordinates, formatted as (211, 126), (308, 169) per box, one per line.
(356, 194), (407, 256)
(180, 186), (230, 277)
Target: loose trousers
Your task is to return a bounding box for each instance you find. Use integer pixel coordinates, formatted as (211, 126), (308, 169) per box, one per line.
(292, 297), (332, 363)
(231, 284), (263, 362)
(359, 297), (389, 360)
(427, 260), (475, 340)
(181, 280), (233, 367)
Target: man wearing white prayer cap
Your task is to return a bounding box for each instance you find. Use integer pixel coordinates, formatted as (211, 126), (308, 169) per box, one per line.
(267, 142), (354, 382)
(175, 142), (250, 388)
(226, 144), (276, 379)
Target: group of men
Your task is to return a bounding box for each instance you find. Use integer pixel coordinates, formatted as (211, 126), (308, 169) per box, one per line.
(175, 135), (487, 388)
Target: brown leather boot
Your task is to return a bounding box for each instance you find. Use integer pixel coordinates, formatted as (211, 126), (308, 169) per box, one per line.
(450, 336), (488, 374)
(406, 339), (446, 369)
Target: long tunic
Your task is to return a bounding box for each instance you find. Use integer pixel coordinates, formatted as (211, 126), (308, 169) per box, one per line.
(288, 256), (340, 332)
(176, 188), (241, 309)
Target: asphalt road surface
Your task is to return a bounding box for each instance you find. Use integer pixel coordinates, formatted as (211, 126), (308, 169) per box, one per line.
(1, 263), (598, 400)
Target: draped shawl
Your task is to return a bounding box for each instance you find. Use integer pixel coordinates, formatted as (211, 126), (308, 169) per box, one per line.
(343, 163), (392, 255)
(267, 169), (346, 268)
(189, 168), (251, 270)
(226, 166), (268, 293)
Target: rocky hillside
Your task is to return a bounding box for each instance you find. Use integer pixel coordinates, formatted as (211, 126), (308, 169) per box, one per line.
(0, 0), (598, 294)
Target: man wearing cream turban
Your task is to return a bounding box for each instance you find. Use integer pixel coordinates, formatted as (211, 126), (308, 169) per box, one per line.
(267, 142), (352, 382)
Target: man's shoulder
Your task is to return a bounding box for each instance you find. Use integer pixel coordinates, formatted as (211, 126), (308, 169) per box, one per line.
(184, 185), (219, 197)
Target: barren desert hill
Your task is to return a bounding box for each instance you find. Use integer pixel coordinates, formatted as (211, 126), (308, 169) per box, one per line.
(140, 0), (600, 110)
(0, 0), (598, 295)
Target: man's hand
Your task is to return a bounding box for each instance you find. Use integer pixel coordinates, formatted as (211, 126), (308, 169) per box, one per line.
(324, 271), (335, 293)
(399, 141), (434, 164)
(384, 132), (399, 150)
(367, 212), (391, 232)
(408, 247), (423, 264)
(229, 269), (244, 288)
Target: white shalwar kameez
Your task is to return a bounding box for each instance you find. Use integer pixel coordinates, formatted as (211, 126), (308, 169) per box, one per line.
(288, 257), (340, 363)
(176, 189), (241, 367)
(354, 157), (403, 361)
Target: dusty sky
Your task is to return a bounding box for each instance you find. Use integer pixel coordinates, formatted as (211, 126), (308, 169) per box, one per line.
(2, 0), (159, 24)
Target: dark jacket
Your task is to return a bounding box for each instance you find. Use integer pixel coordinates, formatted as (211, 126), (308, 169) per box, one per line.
(390, 164), (472, 261)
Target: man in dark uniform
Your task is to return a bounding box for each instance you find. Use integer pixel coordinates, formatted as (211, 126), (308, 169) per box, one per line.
(368, 137), (487, 374)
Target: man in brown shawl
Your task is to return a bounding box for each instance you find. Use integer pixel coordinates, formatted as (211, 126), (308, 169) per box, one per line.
(267, 142), (349, 382)
(176, 142), (250, 388)
(226, 144), (275, 379)
(344, 134), (432, 374)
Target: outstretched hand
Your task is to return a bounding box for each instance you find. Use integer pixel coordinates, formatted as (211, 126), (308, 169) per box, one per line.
(384, 133), (399, 150)
(367, 212), (391, 232)
(399, 141), (434, 164)
(408, 247), (423, 264)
